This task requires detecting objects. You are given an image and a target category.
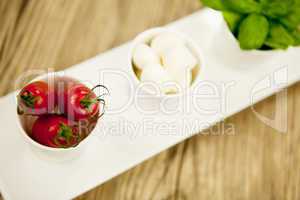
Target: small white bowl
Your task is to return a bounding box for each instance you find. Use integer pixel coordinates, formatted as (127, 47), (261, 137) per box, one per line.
(129, 27), (205, 99)
(16, 72), (99, 162)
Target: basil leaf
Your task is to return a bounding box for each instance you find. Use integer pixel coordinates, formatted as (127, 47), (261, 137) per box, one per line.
(292, 29), (300, 45)
(265, 23), (295, 49)
(223, 11), (244, 33)
(261, 0), (294, 18)
(223, 0), (262, 14)
(201, 0), (227, 10)
(238, 14), (269, 50)
(279, 4), (300, 30)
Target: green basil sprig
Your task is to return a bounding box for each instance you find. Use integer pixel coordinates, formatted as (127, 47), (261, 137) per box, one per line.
(238, 14), (269, 49)
(201, 0), (300, 50)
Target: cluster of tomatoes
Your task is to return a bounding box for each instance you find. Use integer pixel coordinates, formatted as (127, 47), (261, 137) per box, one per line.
(17, 79), (107, 148)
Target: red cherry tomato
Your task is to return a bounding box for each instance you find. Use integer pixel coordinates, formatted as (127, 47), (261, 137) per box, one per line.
(58, 84), (100, 121)
(32, 115), (80, 148)
(18, 81), (55, 115)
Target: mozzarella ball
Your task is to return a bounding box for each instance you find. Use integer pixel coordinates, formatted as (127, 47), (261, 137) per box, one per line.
(141, 64), (178, 94)
(132, 44), (160, 70)
(178, 70), (192, 89)
(166, 66), (192, 90)
(151, 33), (185, 57)
(162, 45), (197, 71)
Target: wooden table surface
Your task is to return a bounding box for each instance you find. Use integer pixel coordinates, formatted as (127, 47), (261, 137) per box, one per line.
(1, 0), (300, 200)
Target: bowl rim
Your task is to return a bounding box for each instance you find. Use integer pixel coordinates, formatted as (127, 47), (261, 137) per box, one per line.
(15, 72), (98, 152)
(128, 27), (206, 99)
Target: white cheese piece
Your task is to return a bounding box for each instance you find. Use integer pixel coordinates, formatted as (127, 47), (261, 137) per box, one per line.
(140, 64), (178, 94)
(178, 70), (192, 89)
(132, 44), (160, 70)
(151, 32), (185, 57)
(166, 66), (192, 90)
(162, 45), (197, 71)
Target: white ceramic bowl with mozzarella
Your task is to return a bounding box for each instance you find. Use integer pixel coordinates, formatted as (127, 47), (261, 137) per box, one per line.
(129, 27), (204, 98)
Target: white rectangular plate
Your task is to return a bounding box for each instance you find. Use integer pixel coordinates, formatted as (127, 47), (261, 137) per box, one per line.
(0, 9), (299, 200)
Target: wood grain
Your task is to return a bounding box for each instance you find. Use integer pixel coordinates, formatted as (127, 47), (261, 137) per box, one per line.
(1, 1), (300, 200)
